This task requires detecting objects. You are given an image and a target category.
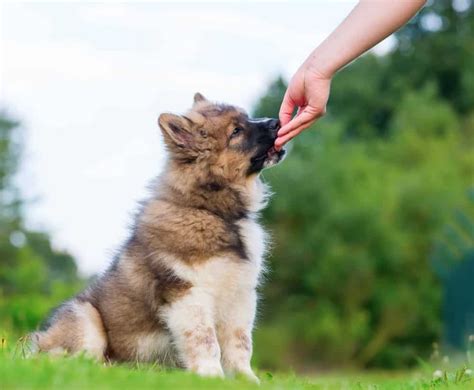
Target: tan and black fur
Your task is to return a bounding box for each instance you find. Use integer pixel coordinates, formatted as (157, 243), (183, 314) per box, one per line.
(31, 93), (285, 381)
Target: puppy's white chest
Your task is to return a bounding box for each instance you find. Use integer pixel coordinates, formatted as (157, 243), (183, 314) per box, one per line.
(210, 217), (266, 295)
(236, 217), (267, 268)
(161, 217), (267, 296)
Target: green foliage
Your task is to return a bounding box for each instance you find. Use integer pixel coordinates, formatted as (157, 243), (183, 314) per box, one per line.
(0, 114), (20, 196)
(253, 1), (474, 370)
(393, 1), (474, 115)
(431, 191), (474, 278)
(431, 192), (474, 350)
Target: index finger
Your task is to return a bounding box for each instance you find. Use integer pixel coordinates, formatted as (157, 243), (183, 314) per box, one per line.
(277, 109), (315, 137)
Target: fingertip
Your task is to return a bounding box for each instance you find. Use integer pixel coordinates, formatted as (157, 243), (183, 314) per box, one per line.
(277, 127), (288, 137)
(277, 127), (303, 146)
(278, 119), (298, 136)
(274, 137), (283, 149)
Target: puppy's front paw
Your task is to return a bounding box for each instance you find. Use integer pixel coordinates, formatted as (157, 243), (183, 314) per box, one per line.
(237, 369), (260, 384)
(193, 361), (224, 378)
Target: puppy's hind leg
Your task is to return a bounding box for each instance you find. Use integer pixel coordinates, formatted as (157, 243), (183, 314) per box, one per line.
(31, 300), (107, 360)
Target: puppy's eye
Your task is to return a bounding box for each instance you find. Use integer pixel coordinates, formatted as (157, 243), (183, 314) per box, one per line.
(231, 127), (243, 138)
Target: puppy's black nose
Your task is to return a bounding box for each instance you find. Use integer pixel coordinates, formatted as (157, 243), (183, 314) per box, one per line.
(268, 119), (280, 130)
(253, 117), (281, 137)
(268, 119), (280, 137)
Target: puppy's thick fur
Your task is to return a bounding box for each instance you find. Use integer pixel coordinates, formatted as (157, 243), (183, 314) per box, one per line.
(31, 94), (285, 381)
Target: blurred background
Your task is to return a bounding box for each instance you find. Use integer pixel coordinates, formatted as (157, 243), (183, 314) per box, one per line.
(0, 0), (473, 372)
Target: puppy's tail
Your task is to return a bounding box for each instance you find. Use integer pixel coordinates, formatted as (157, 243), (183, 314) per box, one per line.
(27, 330), (66, 357)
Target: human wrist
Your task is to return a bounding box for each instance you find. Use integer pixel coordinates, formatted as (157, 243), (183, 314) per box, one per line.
(305, 39), (346, 80)
(304, 48), (337, 80)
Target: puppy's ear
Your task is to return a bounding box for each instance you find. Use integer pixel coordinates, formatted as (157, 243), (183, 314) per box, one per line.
(193, 92), (207, 105)
(158, 113), (195, 148)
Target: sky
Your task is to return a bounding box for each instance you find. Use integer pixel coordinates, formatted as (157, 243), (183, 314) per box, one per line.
(0, 1), (394, 275)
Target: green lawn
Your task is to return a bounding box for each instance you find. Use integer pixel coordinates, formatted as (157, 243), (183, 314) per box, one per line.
(1, 342), (472, 389)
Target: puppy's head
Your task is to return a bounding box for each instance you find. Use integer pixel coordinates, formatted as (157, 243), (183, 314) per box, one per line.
(158, 93), (285, 181)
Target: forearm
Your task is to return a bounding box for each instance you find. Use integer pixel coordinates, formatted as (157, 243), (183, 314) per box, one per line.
(307, 0), (426, 78)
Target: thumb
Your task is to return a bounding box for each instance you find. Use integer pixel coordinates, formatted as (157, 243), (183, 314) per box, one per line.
(279, 90), (295, 127)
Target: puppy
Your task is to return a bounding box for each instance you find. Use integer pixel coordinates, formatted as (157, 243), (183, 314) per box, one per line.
(31, 93), (285, 382)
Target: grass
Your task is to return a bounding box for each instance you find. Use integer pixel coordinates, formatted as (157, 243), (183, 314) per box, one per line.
(1, 337), (473, 389)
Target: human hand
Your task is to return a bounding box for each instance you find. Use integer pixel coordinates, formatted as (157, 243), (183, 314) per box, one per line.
(275, 0), (426, 151)
(275, 62), (331, 150)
